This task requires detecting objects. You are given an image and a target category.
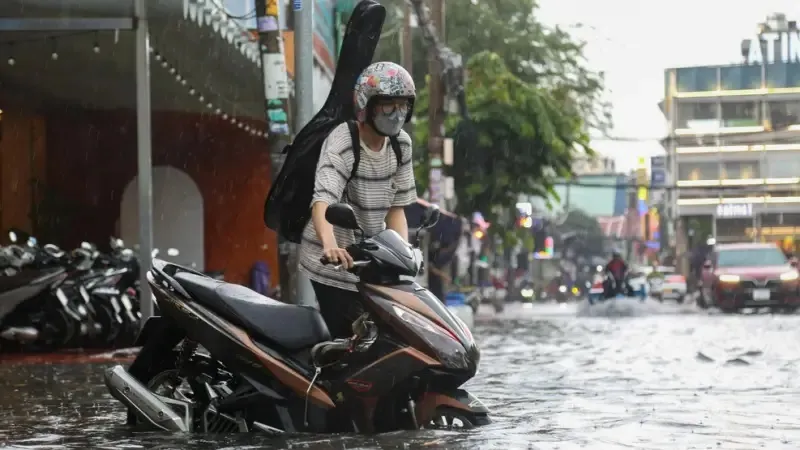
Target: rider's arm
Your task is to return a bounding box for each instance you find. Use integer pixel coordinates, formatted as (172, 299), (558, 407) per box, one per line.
(386, 133), (417, 241)
(311, 134), (351, 249)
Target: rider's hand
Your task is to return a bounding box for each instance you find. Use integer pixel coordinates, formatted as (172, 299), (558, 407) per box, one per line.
(322, 247), (353, 269)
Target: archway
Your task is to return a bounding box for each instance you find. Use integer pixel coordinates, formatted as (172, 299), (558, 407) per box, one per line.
(120, 166), (205, 270)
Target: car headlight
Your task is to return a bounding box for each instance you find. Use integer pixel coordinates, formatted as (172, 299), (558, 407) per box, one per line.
(719, 274), (740, 283)
(780, 271), (799, 281)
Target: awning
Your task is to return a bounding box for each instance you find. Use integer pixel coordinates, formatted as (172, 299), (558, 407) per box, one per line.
(0, 0), (266, 126)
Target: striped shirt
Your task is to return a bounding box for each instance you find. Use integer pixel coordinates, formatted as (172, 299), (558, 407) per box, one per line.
(299, 122), (417, 291)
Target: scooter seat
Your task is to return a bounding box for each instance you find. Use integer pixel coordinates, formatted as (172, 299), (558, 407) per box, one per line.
(172, 272), (330, 351)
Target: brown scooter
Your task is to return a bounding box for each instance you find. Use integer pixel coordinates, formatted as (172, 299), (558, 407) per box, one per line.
(103, 203), (489, 434)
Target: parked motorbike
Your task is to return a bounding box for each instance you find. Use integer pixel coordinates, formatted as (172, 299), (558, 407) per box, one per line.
(104, 203), (488, 434)
(0, 232), (85, 351)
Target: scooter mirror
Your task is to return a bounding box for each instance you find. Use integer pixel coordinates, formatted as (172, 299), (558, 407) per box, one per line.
(167, 248), (180, 256)
(422, 205), (441, 229)
(325, 203), (361, 230)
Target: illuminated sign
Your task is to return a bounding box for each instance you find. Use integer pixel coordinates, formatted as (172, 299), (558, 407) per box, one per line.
(716, 203), (753, 218)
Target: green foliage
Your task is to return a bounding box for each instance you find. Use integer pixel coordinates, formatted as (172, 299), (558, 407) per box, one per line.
(368, 0), (608, 226)
(417, 52), (590, 224)
(373, 0), (611, 131)
(562, 209), (604, 237)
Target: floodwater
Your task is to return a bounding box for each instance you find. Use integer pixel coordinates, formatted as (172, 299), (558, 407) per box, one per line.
(2, 302), (800, 449)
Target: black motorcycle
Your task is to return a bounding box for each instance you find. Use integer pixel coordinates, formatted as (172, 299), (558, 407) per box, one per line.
(0, 233), (85, 351)
(103, 203), (488, 434)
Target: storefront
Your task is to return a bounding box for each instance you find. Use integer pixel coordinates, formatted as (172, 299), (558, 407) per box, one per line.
(680, 203), (800, 254)
(0, 0), (279, 285)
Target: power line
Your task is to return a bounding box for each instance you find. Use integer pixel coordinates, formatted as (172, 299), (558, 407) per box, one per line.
(552, 180), (800, 191)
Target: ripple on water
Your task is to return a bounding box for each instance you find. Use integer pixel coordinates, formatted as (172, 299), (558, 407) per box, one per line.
(2, 307), (800, 448)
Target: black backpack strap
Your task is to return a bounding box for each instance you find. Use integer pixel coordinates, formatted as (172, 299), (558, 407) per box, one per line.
(389, 136), (403, 171)
(346, 120), (361, 183)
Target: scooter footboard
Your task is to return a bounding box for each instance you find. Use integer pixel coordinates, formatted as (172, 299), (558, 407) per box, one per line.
(414, 389), (491, 426)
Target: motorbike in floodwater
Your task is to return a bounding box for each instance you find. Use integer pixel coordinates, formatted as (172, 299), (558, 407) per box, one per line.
(104, 203), (489, 434)
(587, 272), (646, 305)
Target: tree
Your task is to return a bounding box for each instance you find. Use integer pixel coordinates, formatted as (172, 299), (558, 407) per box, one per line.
(415, 51), (590, 225)
(373, 0), (611, 131)
(559, 209), (606, 259)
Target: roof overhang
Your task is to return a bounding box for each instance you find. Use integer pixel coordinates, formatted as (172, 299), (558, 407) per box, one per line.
(0, 0), (266, 125)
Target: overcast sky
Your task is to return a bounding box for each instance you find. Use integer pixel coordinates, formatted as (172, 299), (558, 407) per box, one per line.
(537, 0), (800, 173)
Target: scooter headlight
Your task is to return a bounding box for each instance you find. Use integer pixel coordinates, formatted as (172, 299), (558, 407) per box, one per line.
(392, 304), (457, 342)
(521, 288), (534, 298)
(559, 285), (567, 293)
(390, 304), (470, 370)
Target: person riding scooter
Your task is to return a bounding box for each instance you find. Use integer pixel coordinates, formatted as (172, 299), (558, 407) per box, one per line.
(604, 251), (633, 297)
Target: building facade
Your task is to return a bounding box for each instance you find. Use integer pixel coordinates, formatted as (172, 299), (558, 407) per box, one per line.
(572, 154), (616, 176)
(664, 15), (800, 252)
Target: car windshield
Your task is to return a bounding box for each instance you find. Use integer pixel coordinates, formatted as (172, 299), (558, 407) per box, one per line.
(717, 248), (787, 268)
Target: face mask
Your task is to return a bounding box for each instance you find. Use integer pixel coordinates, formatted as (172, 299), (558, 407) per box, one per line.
(372, 110), (405, 136)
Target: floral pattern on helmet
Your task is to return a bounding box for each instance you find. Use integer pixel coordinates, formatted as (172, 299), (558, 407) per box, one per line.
(354, 61), (415, 122)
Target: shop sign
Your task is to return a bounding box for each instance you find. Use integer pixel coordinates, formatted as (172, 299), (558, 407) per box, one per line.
(716, 203), (753, 218)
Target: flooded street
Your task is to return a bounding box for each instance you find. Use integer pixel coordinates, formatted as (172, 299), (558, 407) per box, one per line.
(2, 302), (800, 449)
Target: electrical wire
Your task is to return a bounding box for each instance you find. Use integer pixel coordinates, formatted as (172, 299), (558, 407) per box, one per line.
(551, 180), (800, 191)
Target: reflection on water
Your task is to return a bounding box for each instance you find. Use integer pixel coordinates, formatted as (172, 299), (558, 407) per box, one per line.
(2, 304), (800, 449)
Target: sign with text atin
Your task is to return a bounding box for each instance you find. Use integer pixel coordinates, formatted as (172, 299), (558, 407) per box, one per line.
(716, 203), (753, 218)
(745, 29), (800, 64)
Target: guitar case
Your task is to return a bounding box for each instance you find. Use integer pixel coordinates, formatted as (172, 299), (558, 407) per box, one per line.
(264, 0), (387, 242)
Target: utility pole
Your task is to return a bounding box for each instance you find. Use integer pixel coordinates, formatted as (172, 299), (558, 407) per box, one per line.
(255, 0), (293, 301)
(427, 0), (445, 206)
(401, 1), (414, 136)
(292, 0), (316, 306)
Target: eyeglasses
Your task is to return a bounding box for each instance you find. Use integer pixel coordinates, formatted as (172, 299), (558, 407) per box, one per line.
(376, 101), (410, 115)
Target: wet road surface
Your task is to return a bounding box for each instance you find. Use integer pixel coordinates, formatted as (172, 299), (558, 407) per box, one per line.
(1, 300), (800, 449)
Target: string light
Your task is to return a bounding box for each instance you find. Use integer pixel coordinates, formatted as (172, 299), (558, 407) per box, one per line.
(1, 31), (268, 139)
(149, 46), (267, 138)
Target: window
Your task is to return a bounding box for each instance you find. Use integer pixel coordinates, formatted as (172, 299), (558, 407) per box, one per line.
(716, 219), (753, 242)
(721, 101), (760, 127)
(676, 102), (718, 129)
(716, 247), (787, 267)
(765, 152), (800, 178)
(728, 162), (758, 179)
(767, 100), (800, 129)
(678, 162), (719, 181)
(721, 161), (760, 179)
(766, 63), (800, 89)
(719, 65), (762, 90)
(675, 67), (718, 92)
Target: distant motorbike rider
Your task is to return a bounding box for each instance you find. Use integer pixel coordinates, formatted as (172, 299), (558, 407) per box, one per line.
(604, 251), (631, 295)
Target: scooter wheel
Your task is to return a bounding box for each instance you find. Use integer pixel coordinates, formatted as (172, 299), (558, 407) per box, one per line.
(91, 303), (121, 348)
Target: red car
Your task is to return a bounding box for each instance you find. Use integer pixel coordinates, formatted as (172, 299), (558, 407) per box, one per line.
(700, 242), (800, 312)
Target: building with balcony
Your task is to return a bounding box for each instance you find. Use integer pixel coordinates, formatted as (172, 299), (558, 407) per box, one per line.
(663, 14), (800, 251)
